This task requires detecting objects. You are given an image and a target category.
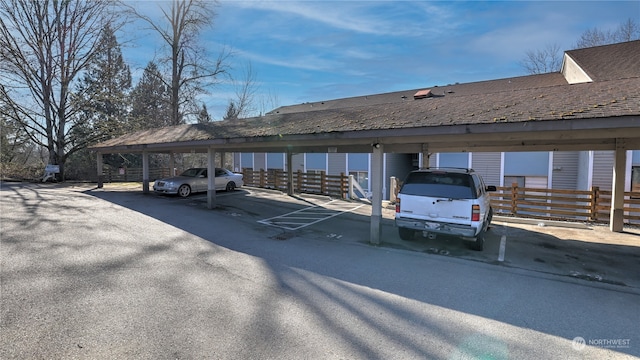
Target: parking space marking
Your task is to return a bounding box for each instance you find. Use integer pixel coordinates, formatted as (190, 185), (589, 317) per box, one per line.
(498, 235), (507, 262)
(258, 200), (365, 230)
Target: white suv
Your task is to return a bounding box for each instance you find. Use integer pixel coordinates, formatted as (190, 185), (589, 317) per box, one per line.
(395, 168), (496, 251)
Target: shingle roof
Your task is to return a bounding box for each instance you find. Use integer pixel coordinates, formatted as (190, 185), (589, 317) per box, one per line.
(565, 40), (640, 81)
(93, 76), (640, 148)
(92, 41), (640, 152)
(269, 73), (568, 115)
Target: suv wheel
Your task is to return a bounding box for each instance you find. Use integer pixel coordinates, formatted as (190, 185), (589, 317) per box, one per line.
(470, 229), (485, 251)
(398, 227), (415, 241)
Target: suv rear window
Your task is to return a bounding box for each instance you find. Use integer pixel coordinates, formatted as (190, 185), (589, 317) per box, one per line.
(400, 172), (477, 199)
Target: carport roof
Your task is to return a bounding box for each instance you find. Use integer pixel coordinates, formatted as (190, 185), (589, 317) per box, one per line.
(91, 41), (640, 154)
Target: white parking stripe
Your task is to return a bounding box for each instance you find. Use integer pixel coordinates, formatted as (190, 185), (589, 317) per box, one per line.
(498, 235), (507, 262)
(258, 200), (365, 230)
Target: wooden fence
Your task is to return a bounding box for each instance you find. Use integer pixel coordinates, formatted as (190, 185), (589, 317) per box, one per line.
(101, 168), (640, 226)
(242, 168), (349, 198)
(101, 167), (171, 182)
(491, 184), (640, 225)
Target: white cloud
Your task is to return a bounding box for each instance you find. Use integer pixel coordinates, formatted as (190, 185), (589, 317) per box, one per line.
(224, 1), (456, 37)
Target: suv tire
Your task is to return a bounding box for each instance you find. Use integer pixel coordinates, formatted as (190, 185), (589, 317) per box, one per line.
(398, 227), (416, 241)
(470, 229), (485, 251)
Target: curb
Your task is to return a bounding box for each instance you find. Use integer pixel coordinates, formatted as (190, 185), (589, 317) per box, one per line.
(493, 215), (591, 229)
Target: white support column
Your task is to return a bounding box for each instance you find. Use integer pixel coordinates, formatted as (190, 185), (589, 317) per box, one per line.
(97, 152), (104, 188)
(207, 147), (217, 209)
(370, 143), (384, 245)
(610, 140), (626, 232)
(142, 151), (150, 194)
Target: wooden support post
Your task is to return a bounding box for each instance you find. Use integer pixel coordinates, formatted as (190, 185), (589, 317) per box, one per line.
(97, 152), (104, 188)
(286, 151), (294, 195)
(511, 182), (518, 215)
(142, 151), (149, 194)
(590, 186), (599, 222)
(610, 140), (626, 232)
(370, 143), (384, 245)
(207, 147), (216, 209)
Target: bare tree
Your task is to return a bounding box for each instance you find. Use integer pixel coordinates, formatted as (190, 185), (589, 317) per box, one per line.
(521, 18), (640, 75)
(612, 18), (640, 43)
(258, 89), (280, 116)
(576, 18), (640, 48)
(575, 27), (611, 49)
(520, 43), (563, 74)
(224, 62), (259, 120)
(125, 0), (230, 125)
(0, 0), (118, 179)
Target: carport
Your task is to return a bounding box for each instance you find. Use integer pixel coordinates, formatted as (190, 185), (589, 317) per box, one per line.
(90, 72), (640, 245)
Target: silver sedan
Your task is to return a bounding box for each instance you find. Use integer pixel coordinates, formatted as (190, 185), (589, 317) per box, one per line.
(153, 168), (244, 197)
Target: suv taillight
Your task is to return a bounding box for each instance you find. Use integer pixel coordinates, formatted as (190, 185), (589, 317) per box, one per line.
(471, 204), (480, 221)
(395, 198), (400, 213)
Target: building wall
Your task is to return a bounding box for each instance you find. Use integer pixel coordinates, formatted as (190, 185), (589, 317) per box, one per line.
(562, 54), (592, 84)
(504, 151), (549, 176)
(292, 153), (305, 172)
(254, 153), (266, 170)
(305, 153), (327, 172)
(592, 151), (614, 190)
(577, 151), (591, 190)
(551, 151), (580, 190)
(471, 152), (501, 187)
(266, 153), (285, 169)
(234, 148), (638, 194)
(633, 150), (640, 165)
(384, 153), (414, 198)
(240, 153), (253, 171)
(327, 153), (346, 175)
(438, 152), (469, 168)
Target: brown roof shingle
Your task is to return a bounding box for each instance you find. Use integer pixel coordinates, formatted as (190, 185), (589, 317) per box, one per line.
(91, 41), (640, 151)
(565, 40), (640, 81)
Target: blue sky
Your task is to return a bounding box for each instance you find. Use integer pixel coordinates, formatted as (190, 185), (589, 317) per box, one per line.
(122, 1), (640, 120)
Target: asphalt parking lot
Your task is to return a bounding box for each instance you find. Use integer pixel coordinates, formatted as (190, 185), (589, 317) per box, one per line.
(137, 184), (640, 290)
(3, 181), (640, 358)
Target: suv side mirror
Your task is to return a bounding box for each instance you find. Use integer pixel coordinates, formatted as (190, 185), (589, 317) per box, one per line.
(486, 185), (497, 192)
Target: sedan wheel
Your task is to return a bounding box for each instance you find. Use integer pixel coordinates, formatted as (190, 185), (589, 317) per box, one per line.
(225, 181), (236, 191)
(178, 184), (191, 197)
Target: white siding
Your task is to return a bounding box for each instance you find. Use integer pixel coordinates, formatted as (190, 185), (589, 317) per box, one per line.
(525, 176), (548, 189)
(327, 153), (346, 175)
(592, 151), (614, 190)
(291, 153), (305, 172)
(471, 152), (501, 187)
(254, 153), (266, 170)
(551, 151), (580, 190)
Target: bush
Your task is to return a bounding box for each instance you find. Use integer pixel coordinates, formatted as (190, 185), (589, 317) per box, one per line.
(0, 162), (45, 181)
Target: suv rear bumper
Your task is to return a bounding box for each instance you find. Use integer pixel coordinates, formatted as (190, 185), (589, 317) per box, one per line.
(395, 218), (479, 239)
